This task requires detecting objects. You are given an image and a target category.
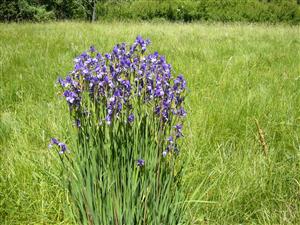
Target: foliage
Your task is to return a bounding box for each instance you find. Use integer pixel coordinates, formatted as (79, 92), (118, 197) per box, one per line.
(1, 0), (300, 23)
(0, 0), (55, 22)
(97, 0), (300, 24)
(0, 0), (90, 22)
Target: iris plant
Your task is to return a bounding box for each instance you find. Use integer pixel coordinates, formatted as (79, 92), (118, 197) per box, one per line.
(50, 36), (187, 225)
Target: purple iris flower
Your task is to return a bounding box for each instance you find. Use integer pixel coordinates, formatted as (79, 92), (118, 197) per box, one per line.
(121, 80), (131, 91)
(163, 145), (170, 158)
(174, 124), (183, 138)
(163, 99), (171, 108)
(128, 113), (134, 123)
(105, 53), (111, 60)
(90, 45), (96, 53)
(154, 86), (164, 97)
(82, 68), (89, 75)
(80, 52), (88, 58)
(96, 53), (102, 59)
(105, 115), (112, 125)
(175, 96), (184, 105)
(48, 138), (59, 148)
(65, 75), (73, 85)
(177, 107), (187, 117)
(49, 138), (69, 154)
(162, 109), (169, 122)
(174, 74), (187, 92)
(58, 142), (68, 154)
(113, 46), (120, 55)
(136, 35), (143, 44)
(117, 102), (122, 112)
(57, 77), (66, 87)
(154, 106), (161, 115)
(51, 138), (59, 144)
(113, 89), (122, 98)
(167, 136), (173, 144)
(64, 90), (77, 104)
(137, 159), (145, 167)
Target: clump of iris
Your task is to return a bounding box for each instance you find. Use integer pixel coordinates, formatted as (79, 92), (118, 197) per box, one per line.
(50, 36), (187, 224)
(56, 35), (186, 159)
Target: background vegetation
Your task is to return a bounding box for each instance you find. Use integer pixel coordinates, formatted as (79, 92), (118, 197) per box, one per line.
(1, 0), (300, 24)
(0, 22), (299, 224)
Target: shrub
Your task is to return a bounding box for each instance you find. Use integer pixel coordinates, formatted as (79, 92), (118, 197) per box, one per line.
(50, 36), (187, 224)
(0, 1), (19, 21)
(1, 0), (300, 23)
(96, 0), (300, 24)
(0, 0), (55, 22)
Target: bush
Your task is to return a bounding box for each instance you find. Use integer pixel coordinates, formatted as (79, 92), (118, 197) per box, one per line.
(0, 1), (19, 21)
(0, 0), (55, 22)
(96, 0), (300, 24)
(1, 1), (300, 27)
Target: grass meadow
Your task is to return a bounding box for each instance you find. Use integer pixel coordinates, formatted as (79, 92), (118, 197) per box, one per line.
(0, 22), (300, 224)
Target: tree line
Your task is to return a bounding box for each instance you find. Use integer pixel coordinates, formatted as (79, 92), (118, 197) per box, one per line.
(1, 0), (300, 24)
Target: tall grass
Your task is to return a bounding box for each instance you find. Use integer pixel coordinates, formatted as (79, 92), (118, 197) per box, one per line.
(0, 22), (300, 224)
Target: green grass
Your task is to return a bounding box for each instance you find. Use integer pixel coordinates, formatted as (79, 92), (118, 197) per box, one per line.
(0, 22), (299, 224)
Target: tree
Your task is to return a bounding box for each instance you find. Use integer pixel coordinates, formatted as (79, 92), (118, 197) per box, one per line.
(92, 0), (96, 22)
(81, 0), (97, 22)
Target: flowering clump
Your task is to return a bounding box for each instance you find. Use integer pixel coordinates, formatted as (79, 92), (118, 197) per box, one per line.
(52, 36), (187, 225)
(57, 35), (186, 157)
